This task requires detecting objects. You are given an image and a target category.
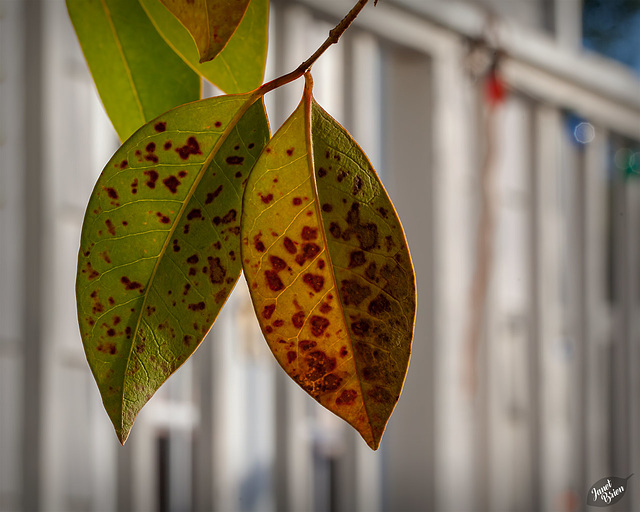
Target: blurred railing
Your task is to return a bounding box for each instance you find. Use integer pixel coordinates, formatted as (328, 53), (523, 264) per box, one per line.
(1, 1), (639, 511)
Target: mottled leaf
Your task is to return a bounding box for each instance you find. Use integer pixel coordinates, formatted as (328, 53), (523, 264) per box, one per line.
(141, 0), (267, 93)
(67, 0), (201, 141)
(159, 0), (251, 64)
(241, 75), (416, 450)
(76, 93), (269, 443)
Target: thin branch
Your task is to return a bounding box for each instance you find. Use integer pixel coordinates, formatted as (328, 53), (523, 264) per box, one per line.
(255, 0), (370, 97)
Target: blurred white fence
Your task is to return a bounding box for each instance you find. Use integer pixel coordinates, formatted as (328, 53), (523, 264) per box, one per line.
(2, 0), (640, 511)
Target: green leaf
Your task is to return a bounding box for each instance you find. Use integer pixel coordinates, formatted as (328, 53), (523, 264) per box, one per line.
(140, 0), (268, 93)
(241, 75), (416, 450)
(159, 0), (251, 64)
(76, 93), (269, 443)
(67, 0), (201, 141)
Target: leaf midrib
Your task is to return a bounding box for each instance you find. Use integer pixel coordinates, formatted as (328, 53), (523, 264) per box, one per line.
(119, 94), (260, 438)
(302, 84), (376, 447)
(99, 0), (145, 127)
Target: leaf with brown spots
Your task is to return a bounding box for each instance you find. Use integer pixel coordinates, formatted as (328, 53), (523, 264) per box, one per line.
(141, 0), (267, 93)
(157, 0), (251, 63)
(66, 0), (200, 141)
(241, 74), (416, 450)
(76, 92), (269, 444)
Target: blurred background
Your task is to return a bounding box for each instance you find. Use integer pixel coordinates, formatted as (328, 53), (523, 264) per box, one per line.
(2, 0), (640, 511)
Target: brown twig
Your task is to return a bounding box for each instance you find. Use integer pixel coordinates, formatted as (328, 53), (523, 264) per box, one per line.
(255, 0), (371, 97)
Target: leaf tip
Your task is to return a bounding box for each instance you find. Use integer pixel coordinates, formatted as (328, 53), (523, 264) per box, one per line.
(117, 428), (130, 446)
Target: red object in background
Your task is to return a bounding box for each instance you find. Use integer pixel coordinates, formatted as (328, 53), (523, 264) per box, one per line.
(485, 68), (506, 105)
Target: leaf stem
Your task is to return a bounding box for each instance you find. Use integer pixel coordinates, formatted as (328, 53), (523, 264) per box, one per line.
(255, 0), (370, 97)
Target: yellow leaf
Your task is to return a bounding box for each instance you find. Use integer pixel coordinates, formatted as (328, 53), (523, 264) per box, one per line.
(241, 74), (416, 450)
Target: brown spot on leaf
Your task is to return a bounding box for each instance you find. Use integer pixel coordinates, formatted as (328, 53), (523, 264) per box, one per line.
(273, 319), (284, 327)
(341, 279), (371, 306)
(385, 235), (395, 252)
(214, 121), (222, 127)
(336, 389), (357, 405)
(292, 311), (305, 328)
(365, 262), (377, 280)
(310, 316), (330, 336)
(254, 233), (265, 252)
(120, 160), (128, 169)
(286, 148), (294, 156)
(259, 193), (273, 204)
(367, 386), (393, 404)
(163, 175), (181, 193)
(226, 156), (244, 165)
(351, 319), (371, 336)
(283, 237), (297, 254)
(97, 343), (117, 355)
(207, 256), (226, 284)
(164, 141), (172, 150)
(349, 250), (366, 268)
(301, 226), (318, 240)
(221, 209), (236, 224)
(262, 304), (276, 319)
(322, 203), (332, 212)
(287, 351), (297, 364)
(183, 335), (193, 346)
(105, 219), (116, 236)
(157, 212), (170, 224)
(303, 274), (324, 293)
(353, 175), (364, 195)
(368, 294), (392, 316)
(321, 374), (342, 392)
(346, 202), (379, 251)
(176, 136), (202, 160)
(318, 167), (327, 178)
(214, 287), (227, 303)
(329, 222), (341, 239)
(295, 243), (320, 266)
(144, 170), (159, 188)
(183, 283), (191, 295)
(319, 302), (332, 314)
(299, 339), (316, 351)
(121, 276), (142, 291)
(155, 122), (166, 132)
(188, 302), (206, 311)
(187, 208), (202, 220)
(206, 185), (223, 204)
(305, 351), (336, 381)
(269, 256), (286, 271)
(292, 197), (302, 206)
(265, 270), (284, 291)
(186, 254), (199, 264)
(105, 188), (118, 199)
(100, 251), (111, 264)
